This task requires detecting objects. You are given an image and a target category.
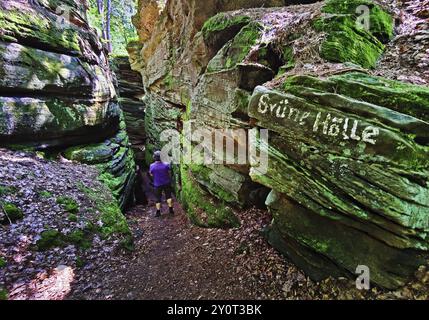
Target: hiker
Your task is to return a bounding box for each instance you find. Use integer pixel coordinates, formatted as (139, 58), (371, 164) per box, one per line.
(134, 165), (148, 205)
(149, 150), (174, 217)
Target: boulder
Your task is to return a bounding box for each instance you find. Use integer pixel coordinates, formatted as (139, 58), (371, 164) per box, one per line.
(0, 0), (135, 209)
(248, 72), (429, 289)
(0, 0), (117, 147)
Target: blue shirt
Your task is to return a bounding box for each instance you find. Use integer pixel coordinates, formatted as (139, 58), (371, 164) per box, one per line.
(150, 161), (171, 187)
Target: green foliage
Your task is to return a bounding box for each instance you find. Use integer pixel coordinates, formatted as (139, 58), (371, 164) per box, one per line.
(76, 256), (85, 268)
(56, 196), (79, 214)
(68, 230), (92, 250)
(87, 0), (138, 55)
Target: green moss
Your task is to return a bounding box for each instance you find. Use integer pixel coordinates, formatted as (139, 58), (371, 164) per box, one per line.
(36, 228), (92, 250)
(206, 22), (262, 72)
(283, 72), (429, 121)
(0, 288), (8, 300)
(56, 196), (79, 214)
(64, 143), (116, 165)
(0, 185), (17, 196)
(189, 164), (237, 204)
(68, 214), (78, 222)
(315, 15), (384, 68)
(0, 9), (81, 54)
(315, 0), (394, 68)
(68, 230), (92, 250)
(0, 257), (6, 268)
(1, 202), (24, 222)
(62, 125), (136, 209)
(38, 190), (52, 198)
(163, 72), (175, 90)
(77, 183), (132, 242)
(323, 0), (394, 41)
(120, 235), (135, 252)
(36, 229), (64, 250)
(283, 47), (295, 69)
(233, 89), (250, 114)
(201, 13), (251, 39)
(180, 164), (240, 228)
(98, 172), (123, 198)
(45, 99), (82, 130)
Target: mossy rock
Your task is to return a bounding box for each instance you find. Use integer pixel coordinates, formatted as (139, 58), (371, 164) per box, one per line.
(77, 183), (132, 244)
(266, 191), (427, 289)
(248, 71), (429, 289)
(64, 126), (136, 209)
(202, 13), (252, 52)
(202, 13), (251, 39)
(64, 143), (118, 165)
(56, 196), (79, 214)
(0, 97), (121, 147)
(206, 22), (263, 73)
(36, 228), (93, 251)
(1, 202), (24, 223)
(283, 72), (429, 121)
(323, 0), (394, 42)
(180, 164), (240, 228)
(315, 0), (394, 68)
(67, 230), (92, 250)
(36, 229), (64, 251)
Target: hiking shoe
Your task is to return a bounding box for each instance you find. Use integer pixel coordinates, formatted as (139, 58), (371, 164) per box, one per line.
(155, 210), (161, 217)
(169, 207), (174, 215)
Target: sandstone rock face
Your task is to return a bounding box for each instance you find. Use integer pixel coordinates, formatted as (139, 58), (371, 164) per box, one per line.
(133, 0), (429, 288)
(0, 0), (135, 208)
(249, 73), (429, 289)
(111, 56), (146, 164)
(132, 0), (291, 106)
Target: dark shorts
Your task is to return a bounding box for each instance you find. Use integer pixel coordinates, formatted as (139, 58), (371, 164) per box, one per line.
(154, 184), (172, 202)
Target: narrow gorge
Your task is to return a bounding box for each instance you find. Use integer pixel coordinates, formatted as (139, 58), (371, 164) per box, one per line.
(1, 0), (429, 300)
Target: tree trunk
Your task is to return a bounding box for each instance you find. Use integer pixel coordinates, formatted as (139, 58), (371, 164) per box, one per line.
(96, 0), (107, 42)
(105, 0), (113, 53)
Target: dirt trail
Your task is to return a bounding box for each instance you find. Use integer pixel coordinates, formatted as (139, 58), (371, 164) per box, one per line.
(69, 177), (298, 300)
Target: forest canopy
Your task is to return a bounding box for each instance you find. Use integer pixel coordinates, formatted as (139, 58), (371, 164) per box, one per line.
(87, 0), (138, 55)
